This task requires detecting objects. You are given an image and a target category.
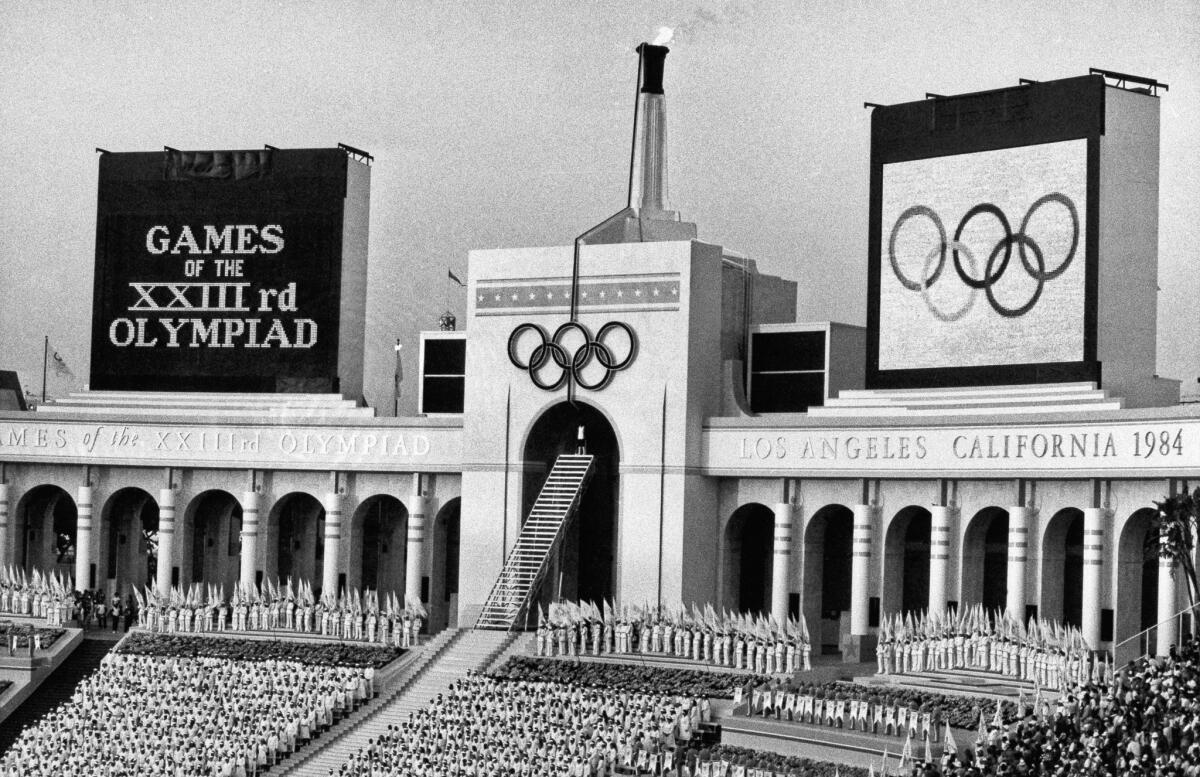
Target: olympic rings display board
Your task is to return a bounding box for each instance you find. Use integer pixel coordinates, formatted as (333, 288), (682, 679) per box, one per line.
(878, 139), (1087, 371)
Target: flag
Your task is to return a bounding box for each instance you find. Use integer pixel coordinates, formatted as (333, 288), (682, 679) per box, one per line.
(899, 732), (913, 771)
(49, 344), (73, 377)
(943, 722), (958, 755)
(448, 269), (466, 287)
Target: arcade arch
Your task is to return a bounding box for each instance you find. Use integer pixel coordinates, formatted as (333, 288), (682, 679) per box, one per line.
(271, 492), (324, 593)
(723, 503), (774, 615)
(429, 497), (460, 632)
(802, 504), (852, 653)
(522, 401), (619, 606)
(16, 485), (76, 577)
(1116, 508), (1159, 651)
(960, 507), (1009, 612)
(101, 487), (158, 600)
(184, 490), (241, 592)
(1040, 508), (1084, 628)
(882, 506), (931, 617)
(353, 495), (407, 600)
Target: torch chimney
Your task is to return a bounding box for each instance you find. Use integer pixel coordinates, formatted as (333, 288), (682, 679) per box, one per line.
(629, 43), (671, 214)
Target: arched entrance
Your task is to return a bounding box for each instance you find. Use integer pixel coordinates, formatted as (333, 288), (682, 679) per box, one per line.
(354, 495), (407, 599)
(1040, 508), (1084, 628)
(430, 497), (460, 632)
(723, 503), (774, 615)
(272, 493), (324, 593)
(802, 504), (853, 654)
(16, 485), (76, 578)
(522, 401), (618, 606)
(1116, 508), (1159, 653)
(185, 490), (241, 591)
(882, 506), (931, 617)
(961, 507), (1009, 612)
(102, 488), (158, 601)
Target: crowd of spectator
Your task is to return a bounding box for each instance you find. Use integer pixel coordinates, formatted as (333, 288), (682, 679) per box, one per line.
(0, 633), (382, 776)
(908, 634), (1200, 777)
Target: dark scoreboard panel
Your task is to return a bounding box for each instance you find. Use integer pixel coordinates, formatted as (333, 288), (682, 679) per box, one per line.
(90, 148), (351, 393)
(867, 76), (1105, 389)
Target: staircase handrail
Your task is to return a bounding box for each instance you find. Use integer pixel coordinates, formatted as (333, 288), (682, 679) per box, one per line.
(1112, 600), (1199, 667)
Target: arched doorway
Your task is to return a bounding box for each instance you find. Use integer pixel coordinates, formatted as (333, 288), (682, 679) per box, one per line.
(1116, 508), (1159, 654)
(354, 495), (407, 600)
(16, 485), (76, 578)
(272, 493), (324, 593)
(184, 491), (241, 591)
(102, 488), (158, 601)
(723, 503), (774, 615)
(882, 506), (931, 617)
(1040, 508), (1084, 628)
(522, 401), (619, 606)
(430, 497), (460, 632)
(961, 507), (1009, 612)
(803, 504), (853, 654)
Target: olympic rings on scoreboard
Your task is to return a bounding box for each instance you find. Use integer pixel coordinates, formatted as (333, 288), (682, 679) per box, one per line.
(887, 192), (1078, 320)
(507, 320), (637, 391)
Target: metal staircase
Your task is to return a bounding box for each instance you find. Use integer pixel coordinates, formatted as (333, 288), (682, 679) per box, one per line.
(475, 454), (594, 630)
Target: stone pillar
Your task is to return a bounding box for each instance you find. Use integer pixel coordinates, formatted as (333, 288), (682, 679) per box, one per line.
(75, 485), (94, 592)
(0, 483), (9, 568)
(1006, 505), (1031, 619)
(157, 488), (176, 595)
(406, 486), (428, 606)
(1156, 535), (1178, 657)
(322, 493), (342, 597)
(1081, 507), (1106, 649)
(928, 505), (952, 614)
(771, 503), (794, 624)
(240, 491), (260, 587)
(850, 504), (876, 636)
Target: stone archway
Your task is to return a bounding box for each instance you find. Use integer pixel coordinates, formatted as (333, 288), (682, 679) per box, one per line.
(802, 504), (853, 654)
(429, 497), (460, 632)
(1040, 508), (1084, 627)
(723, 503), (774, 615)
(353, 495), (407, 600)
(271, 492), (324, 594)
(16, 485), (76, 578)
(961, 507), (1009, 612)
(522, 401), (619, 606)
(184, 490), (241, 592)
(102, 487), (158, 600)
(882, 506), (931, 617)
(1116, 508), (1159, 654)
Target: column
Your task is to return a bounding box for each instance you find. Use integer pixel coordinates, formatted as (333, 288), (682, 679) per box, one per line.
(406, 485), (427, 607)
(1156, 534), (1178, 657)
(1081, 507), (1106, 649)
(850, 504), (876, 636)
(928, 505), (952, 614)
(240, 491), (260, 586)
(157, 488), (176, 595)
(1005, 505), (1031, 619)
(0, 483), (9, 568)
(75, 485), (94, 592)
(771, 503), (794, 624)
(322, 493), (342, 597)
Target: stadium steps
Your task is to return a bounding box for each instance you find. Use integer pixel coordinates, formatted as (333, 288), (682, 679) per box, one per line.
(0, 638), (114, 756)
(271, 628), (459, 777)
(280, 628), (513, 776)
(475, 454), (594, 630)
(806, 382), (1123, 417)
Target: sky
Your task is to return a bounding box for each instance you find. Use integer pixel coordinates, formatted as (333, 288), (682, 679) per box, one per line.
(1, 0), (1197, 412)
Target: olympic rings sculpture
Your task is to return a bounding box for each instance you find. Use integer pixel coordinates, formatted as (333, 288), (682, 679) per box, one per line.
(507, 320), (637, 391)
(887, 192), (1078, 321)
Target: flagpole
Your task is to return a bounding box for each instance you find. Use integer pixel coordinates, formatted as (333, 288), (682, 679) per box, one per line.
(41, 335), (48, 402)
(393, 339), (401, 417)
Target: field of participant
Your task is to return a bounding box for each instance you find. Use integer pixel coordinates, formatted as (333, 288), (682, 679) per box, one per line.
(0, 632), (380, 777)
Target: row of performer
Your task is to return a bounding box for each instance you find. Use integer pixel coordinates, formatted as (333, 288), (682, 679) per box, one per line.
(875, 606), (1115, 691)
(535, 601), (813, 675)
